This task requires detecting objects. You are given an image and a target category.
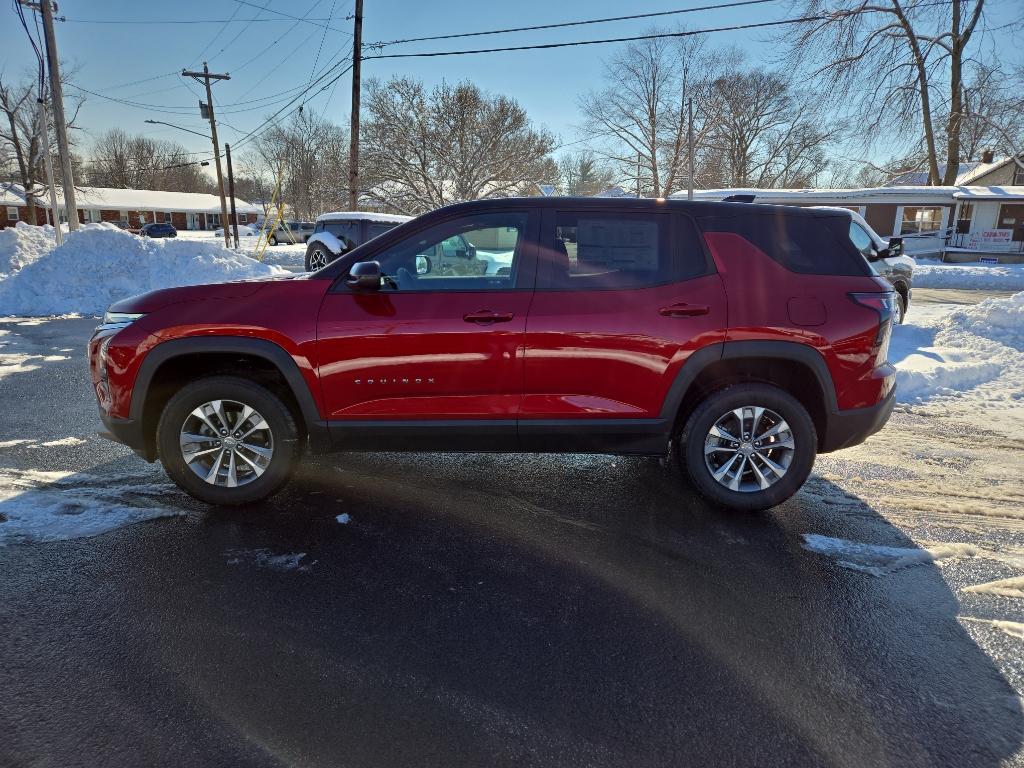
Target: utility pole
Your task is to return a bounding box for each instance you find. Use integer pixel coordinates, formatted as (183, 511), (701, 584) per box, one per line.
(687, 97), (695, 201)
(347, 0), (363, 211)
(183, 63), (231, 248)
(37, 0), (79, 231)
(37, 98), (62, 245)
(225, 143), (239, 250)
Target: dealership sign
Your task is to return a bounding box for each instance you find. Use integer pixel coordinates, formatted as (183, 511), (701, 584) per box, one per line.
(965, 229), (1014, 250)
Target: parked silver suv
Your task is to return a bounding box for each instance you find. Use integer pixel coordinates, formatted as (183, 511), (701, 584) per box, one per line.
(267, 221), (315, 246)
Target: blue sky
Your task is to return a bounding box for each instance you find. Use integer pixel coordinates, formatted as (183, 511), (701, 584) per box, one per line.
(1, 0), (1022, 166)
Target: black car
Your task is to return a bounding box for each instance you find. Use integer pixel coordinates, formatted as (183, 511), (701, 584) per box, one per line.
(140, 222), (177, 238)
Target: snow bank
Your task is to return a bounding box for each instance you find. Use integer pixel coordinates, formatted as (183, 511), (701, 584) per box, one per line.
(913, 261), (1024, 291)
(0, 223), (285, 316)
(890, 291), (1024, 406)
(0, 222), (56, 275)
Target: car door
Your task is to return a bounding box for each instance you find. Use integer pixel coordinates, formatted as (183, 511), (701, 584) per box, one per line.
(520, 207), (727, 452)
(316, 209), (539, 449)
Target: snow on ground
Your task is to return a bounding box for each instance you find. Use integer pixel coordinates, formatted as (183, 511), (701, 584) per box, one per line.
(0, 465), (182, 546)
(0, 223), (286, 316)
(0, 222), (57, 275)
(175, 229), (307, 270)
(913, 260), (1024, 291)
(890, 292), (1024, 432)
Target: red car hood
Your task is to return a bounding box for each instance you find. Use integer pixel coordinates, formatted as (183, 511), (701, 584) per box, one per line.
(107, 275), (302, 314)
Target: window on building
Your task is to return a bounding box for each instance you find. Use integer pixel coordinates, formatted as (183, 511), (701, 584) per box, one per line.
(900, 206), (944, 234)
(1013, 163), (1024, 186)
(85, 209), (101, 223)
(6, 206), (18, 221)
(208, 213), (221, 228)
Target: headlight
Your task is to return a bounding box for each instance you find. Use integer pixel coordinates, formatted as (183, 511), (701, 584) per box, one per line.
(99, 311), (145, 331)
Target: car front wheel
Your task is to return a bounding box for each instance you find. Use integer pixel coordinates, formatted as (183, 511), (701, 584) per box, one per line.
(156, 376), (300, 505)
(679, 383), (817, 512)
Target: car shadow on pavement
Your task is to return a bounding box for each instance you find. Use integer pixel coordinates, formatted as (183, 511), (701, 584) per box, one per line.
(2, 452), (1022, 768)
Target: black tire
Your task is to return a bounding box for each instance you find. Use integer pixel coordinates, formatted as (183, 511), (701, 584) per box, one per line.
(679, 383), (817, 512)
(156, 376), (300, 505)
(305, 241), (337, 272)
(894, 291), (907, 324)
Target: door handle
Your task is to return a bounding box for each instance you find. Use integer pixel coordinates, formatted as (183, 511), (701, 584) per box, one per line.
(463, 310), (515, 325)
(659, 303), (709, 317)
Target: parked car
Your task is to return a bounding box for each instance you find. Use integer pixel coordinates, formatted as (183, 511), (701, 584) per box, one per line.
(215, 224), (258, 238)
(305, 212), (412, 271)
(812, 207), (914, 323)
(90, 197), (896, 511)
(266, 221), (315, 246)
(139, 222), (177, 238)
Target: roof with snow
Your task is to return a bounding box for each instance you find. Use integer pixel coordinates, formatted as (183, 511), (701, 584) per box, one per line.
(315, 211), (412, 224)
(888, 162), (981, 186)
(0, 183), (260, 214)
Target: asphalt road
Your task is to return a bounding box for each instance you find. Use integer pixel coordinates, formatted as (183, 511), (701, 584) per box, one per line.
(1, 310), (1022, 768)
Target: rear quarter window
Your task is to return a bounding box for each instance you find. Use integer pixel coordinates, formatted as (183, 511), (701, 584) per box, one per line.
(697, 211), (871, 276)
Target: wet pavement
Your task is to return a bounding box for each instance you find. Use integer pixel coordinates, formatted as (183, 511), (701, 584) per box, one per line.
(1, 314), (1022, 768)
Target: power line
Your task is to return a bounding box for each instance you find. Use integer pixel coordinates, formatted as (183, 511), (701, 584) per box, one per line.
(362, 15), (840, 60)
(367, 0), (776, 48)
(63, 16), (337, 24)
(188, 0), (244, 69)
(230, 0), (348, 32)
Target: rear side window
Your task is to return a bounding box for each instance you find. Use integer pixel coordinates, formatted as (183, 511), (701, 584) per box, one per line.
(697, 212), (871, 276)
(367, 222), (398, 240)
(537, 211), (708, 290)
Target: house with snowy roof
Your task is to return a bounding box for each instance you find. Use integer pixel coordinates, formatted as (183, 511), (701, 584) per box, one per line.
(0, 183), (261, 232)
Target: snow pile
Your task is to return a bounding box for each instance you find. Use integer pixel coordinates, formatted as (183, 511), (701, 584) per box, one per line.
(891, 291), (1024, 407)
(0, 222), (56, 275)
(913, 261), (1024, 291)
(946, 291), (1024, 351)
(0, 223), (286, 316)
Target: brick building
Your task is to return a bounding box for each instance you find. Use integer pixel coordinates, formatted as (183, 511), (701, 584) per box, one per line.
(0, 183), (261, 231)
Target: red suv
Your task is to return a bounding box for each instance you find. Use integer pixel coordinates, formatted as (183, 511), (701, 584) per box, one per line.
(89, 198), (896, 511)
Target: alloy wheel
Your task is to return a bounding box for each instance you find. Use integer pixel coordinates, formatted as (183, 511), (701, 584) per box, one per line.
(309, 248), (329, 270)
(703, 405), (795, 492)
(179, 399), (274, 487)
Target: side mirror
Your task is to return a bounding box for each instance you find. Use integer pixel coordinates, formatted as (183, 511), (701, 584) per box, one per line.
(870, 247), (890, 262)
(466, 244), (477, 259)
(887, 237), (904, 257)
(415, 255), (432, 275)
(347, 260), (382, 289)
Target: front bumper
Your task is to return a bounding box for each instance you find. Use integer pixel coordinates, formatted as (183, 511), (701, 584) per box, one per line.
(98, 409), (155, 462)
(820, 386), (897, 453)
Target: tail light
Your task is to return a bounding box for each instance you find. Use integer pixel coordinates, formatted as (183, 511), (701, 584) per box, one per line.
(850, 292), (897, 364)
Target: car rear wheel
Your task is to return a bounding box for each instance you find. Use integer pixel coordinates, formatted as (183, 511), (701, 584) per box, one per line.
(679, 383), (816, 512)
(305, 242), (336, 272)
(156, 376), (300, 505)
(894, 292), (906, 324)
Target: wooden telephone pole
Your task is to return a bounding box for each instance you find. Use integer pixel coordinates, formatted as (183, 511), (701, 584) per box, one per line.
(347, 0), (363, 211)
(32, 0), (79, 230)
(183, 63), (231, 248)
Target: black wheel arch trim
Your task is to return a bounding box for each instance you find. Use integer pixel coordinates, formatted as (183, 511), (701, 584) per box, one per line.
(658, 339), (840, 422)
(128, 336), (328, 448)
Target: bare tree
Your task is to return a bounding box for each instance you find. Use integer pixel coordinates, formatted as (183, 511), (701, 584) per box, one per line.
(703, 61), (838, 187)
(0, 68), (83, 223)
(782, 0), (1004, 185)
(362, 77), (555, 214)
(251, 109), (347, 220)
(558, 151), (616, 196)
(83, 129), (213, 193)
(579, 34), (713, 197)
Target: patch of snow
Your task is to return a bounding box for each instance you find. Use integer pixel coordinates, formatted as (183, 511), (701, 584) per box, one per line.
(0, 223), (286, 316)
(0, 466), (182, 545)
(913, 261), (1024, 291)
(38, 437), (86, 447)
(961, 616), (1024, 641)
(336, 513), (350, 524)
(0, 439), (33, 448)
(224, 548), (314, 572)
(802, 533), (979, 576)
(0, 222), (55, 275)
(964, 576), (1024, 599)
